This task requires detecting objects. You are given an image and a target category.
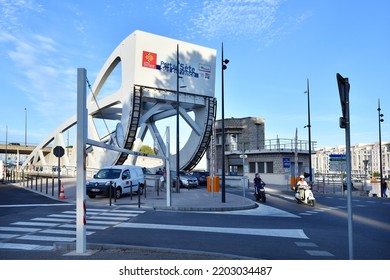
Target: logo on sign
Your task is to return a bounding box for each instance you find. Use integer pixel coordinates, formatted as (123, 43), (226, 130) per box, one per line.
(142, 51), (157, 69)
(141, 50), (211, 80)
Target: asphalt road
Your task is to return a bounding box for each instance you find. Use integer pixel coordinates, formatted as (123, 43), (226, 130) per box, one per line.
(1, 182), (390, 260)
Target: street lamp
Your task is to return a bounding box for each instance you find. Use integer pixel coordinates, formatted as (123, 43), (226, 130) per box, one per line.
(221, 43), (229, 203)
(378, 99), (384, 197)
(24, 108), (27, 146)
(304, 79), (312, 184)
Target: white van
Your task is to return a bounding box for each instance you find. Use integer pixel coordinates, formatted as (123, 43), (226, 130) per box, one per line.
(0, 160), (4, 182)
(86, 165), (145, 199)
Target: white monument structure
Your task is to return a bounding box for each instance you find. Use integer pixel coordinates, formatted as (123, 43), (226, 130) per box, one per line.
(23, 30), (217, 172)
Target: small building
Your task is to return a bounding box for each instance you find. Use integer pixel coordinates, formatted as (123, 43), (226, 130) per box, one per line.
(207, 117), (315, 185)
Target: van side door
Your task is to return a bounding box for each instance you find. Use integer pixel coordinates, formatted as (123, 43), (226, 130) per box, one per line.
(121, 169), (132, 193)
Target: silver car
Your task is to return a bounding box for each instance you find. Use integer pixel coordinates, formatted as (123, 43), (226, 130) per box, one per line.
(171, 171), (199, 188)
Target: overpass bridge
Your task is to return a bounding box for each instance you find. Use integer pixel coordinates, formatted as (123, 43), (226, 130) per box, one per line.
(0, 144), (51, 156)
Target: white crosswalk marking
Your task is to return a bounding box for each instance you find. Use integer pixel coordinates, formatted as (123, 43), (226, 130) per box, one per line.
(17, 235), (76, 242)
(115, 222), (309, 239)
(0, 233), (19, 239)
(0, 227), (40, 232)
(0, 243), (53, 250)
(0, 207), (143, 251)
(12, 222), (60, 227)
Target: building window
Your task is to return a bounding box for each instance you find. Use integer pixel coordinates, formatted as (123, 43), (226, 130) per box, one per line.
(249, 162), (256, 173)
(257, 161), (273, 173)
(266, 162), (274, 173)
(229, 134), (239, 150)
(257, 162), (265, 173)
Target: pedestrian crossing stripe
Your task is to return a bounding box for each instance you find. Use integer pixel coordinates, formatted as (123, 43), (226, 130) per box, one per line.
(0, 243), (53, 250)
(0, 207), (143, 251)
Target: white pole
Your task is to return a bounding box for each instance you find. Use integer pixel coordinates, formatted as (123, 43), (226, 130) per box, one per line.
(76, 68), (87, 253)
(166, 126), (171, 207)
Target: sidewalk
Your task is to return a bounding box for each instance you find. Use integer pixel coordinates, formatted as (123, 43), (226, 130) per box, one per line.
(14, 177), (258, 211)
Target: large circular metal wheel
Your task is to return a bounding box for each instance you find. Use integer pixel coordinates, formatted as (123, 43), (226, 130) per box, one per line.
(86, 34), (216, 171)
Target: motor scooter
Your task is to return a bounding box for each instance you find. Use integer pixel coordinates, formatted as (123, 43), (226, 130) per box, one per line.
(295, 186), (315, 207)
(254, 183), (266, 203)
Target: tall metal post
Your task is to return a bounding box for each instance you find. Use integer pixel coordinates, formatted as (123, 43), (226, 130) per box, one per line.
(176, 44), (180, 193)
(24, 108), (27, 146)
(166, 126), (171, 207)
(378, 99), (384, 197)
(76, 68), (87, 254)
(221, 43), (229, 203)
(305, 79), (312, 184)
(337, 73), (353, 260)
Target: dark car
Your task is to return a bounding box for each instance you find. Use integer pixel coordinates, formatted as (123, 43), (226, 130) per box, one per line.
(191, 171), (209, 185)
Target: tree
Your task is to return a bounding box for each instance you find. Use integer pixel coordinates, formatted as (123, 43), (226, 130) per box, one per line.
(140, 145), (154, 155)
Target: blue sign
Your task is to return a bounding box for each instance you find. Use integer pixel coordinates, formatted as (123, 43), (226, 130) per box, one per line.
(283, 158), (291, 168)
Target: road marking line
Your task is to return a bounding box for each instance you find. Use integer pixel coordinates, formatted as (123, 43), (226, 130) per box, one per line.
(11, 222), (59, 227)
(96, 213), (139, 217)
(88, 216), (130, 221)
(115, 223), (309, 239)
(31, 217), (74, 223)
(40, 229), (94, 235)
(0, 233), (19, 239)
(305, 250), (334, 257)
(0, 227), (40, 232)
(48, 214), (75, 218)
(110, 210), (145, 214)
(0, 204), (70, 208)
(17, 235), (76, 242)
(59, 224), (109, 230)
(295, 242), (318, 247)
(0, 242), (53, 250)
(84, 220), (119, 225)
(199, 204), (299, 218)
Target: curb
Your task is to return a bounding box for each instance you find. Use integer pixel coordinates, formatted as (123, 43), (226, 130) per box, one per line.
(54, 242), (255, 260)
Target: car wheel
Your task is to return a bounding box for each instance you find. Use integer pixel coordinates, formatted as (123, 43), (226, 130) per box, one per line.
(115, 187), (122, 199)
(88, 194), (96, 199)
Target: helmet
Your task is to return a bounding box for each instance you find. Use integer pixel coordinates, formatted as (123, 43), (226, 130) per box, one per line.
(299, 175), (305, 179)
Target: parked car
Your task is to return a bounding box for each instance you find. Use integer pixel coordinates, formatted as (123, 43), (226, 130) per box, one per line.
(191, 170), (209, 185)
(171, 171), (199, 188)
(86, 165), (145, 199)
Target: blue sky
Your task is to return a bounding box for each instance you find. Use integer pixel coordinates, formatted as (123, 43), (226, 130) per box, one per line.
(1, 0), (389, 153)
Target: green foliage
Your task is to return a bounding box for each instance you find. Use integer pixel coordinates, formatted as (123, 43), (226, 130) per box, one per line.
(139, 145), (154, 155)
(372, 171), (380, 178)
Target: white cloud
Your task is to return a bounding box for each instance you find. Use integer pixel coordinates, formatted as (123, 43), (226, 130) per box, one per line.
(0, 0), (44, 32)
(163, 0), (281, 42)
(2, 31), (76, 121)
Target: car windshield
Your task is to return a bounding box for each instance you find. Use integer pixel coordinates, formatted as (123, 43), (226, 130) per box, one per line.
(95, 169), (121, 179)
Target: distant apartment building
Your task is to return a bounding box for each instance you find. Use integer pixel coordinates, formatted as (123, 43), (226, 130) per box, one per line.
(207, 117), (314, 185)
(313, 142), (390, 178)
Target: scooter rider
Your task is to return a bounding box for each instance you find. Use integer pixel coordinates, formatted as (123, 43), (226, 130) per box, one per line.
(297, 175), (308, 200)
(254, 173), (265, 193)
